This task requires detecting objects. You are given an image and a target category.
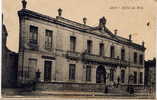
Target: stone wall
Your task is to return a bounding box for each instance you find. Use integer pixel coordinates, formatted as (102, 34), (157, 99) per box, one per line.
(36, 82), (106, 92)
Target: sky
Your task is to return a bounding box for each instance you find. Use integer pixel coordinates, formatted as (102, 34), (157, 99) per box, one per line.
(2, 0), (157, 60)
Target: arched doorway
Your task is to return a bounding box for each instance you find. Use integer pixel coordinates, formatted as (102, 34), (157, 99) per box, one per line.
(96, 65), (106, 83)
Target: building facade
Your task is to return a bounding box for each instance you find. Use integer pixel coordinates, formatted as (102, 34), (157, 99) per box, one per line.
(145, 58), (156, 88)
(17, 1), (146, 91)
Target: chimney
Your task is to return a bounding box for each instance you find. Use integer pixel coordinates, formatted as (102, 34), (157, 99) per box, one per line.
(129, 34), (132, 41)
(58, 8), (63, 16)
(83, 17), (87, 25)
(22, 0), (27, 9)
(142, 41), (145, 47)
(114, 29), (118, 35)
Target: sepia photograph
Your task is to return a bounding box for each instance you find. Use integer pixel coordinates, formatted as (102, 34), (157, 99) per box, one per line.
(2, 0), (156, 99)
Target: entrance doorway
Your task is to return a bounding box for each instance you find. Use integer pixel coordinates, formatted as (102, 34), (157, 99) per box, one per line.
(44, 61), (52, 82)
(96, 65), (106, 83)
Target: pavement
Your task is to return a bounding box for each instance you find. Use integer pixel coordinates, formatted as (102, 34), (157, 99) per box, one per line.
(1, 88), (156, 99)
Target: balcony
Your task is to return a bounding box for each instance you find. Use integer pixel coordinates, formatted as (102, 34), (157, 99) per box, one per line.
(66, 51), (81, 60)
(82, 53), (129, 66)
(28, 42), (39, 51)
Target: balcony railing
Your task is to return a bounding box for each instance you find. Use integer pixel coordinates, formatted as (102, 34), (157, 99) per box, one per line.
(28, 42), (39, 50)
(82, 53), (129, 66)
(66, 51), (81, 60)
(66, 51), (130, 66)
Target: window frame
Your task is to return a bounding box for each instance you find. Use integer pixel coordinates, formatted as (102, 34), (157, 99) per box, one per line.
(69, 64), (76, 80)
(29, 25), (38, 44)
(121, 48), (125, 61)
(45, 29), (53, 50)
(99, 43), (104, 56)
(121, 70), (125, 83)
(110, 46), (115, 58)
(86, 65), (91, 81)
(87, 40), (93, 54)
(70, 36), (76, 52)
(134, 52), (137, 64)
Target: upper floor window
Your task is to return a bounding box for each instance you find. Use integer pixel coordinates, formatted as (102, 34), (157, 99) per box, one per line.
(134, 71), (137, 84)
(99, 43), (104, 56)
(110, 46), (115, 58)
(134, 52), (137, 64)
(121, 49), (125, 61)
(69, 64), (76, 80)
(70, 36), (76, 52)
(87, 40), (93, 54)
(121, 70), (125, 83)
(139, 54), (144, 65)
(29, 25), (38, 44)
(45, 30), (53, 50)
(86, 66), (91, 81)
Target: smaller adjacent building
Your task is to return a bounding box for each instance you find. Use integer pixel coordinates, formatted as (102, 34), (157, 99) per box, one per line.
(2, 23), (18, 88)
(144, 58), (156, 88)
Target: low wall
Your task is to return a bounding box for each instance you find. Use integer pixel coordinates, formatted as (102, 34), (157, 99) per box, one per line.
(36, 82), (106, 92)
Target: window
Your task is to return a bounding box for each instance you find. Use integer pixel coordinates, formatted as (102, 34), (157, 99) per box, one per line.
(29, 25), (38, 44)
(27, 58), (37, 79)
(44, 61), (52, 81)
(139, 72), (143, 84)
(69, 64), (76, 80)
(121, 70), (125, 83)
(45, 30), (53, 50)
(121, 49), (125, 61)
(70, 36), (76, 52)
(87, 40), (92, 54)
(99, 43), (104, 56)
(110, 46), (115, 58)
(134, 52), (137, 64)
(134, 71), (137, 84)
(86, 66), (91, 81)
(110, 69), (114, 81)
(139, 54), (144, 65)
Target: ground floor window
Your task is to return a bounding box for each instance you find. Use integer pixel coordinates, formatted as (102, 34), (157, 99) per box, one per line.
(121, 70), (125, 83)
(134, 71), (137, 84)
(27, 58), (37, 79)
(110, 69), (114, 81)
(139, 72), (143, 84)
(69, 64), (76, 80)
(86, 66), (91, 81)
(44, 61), (52, 82)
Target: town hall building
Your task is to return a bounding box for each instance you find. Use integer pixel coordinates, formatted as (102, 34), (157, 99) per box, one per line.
(17, 0), (146, 92)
